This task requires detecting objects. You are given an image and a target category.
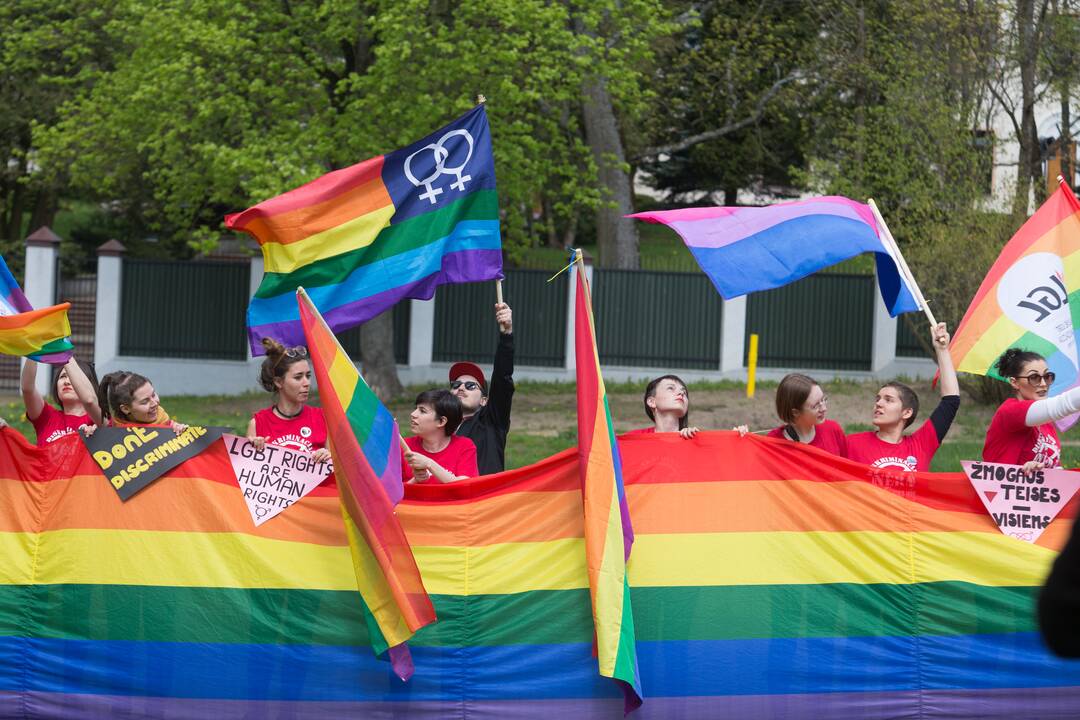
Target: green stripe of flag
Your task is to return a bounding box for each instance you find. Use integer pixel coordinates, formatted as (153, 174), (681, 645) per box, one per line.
(255, 190), (499, 298)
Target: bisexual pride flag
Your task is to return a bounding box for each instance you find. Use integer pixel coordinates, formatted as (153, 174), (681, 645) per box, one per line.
(632, 197), (919, 316)
(228, 105), (502, 354)
(0, 253), (73, 364)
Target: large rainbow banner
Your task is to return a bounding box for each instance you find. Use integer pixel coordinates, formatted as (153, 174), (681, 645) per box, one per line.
(951, 180), (1080, 416)
(227, 105), (502, 354)
(2, 429), (1079, 718)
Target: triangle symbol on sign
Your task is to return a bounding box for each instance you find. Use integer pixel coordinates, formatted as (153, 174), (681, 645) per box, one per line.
(983, 490), (998, 503)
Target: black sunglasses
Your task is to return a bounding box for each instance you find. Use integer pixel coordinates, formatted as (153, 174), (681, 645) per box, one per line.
(451, 380), (481, 391)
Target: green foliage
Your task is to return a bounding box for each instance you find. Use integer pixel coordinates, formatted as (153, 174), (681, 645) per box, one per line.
(31, 0), (673, 257)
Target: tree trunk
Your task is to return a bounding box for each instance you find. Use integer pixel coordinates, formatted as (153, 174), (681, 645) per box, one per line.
(1013, 0), (1039, 215)
(28, 186), (57, 234)
(360, 309), (403, 402)
(581, 75), (640, 269)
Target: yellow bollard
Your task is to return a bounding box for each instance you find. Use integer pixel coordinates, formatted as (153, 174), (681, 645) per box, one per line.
(747, 333), (759, 399)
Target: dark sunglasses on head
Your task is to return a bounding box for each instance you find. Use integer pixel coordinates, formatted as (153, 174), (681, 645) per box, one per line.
(1017, 371), (1056, 386)
(451, 380), (481, 391)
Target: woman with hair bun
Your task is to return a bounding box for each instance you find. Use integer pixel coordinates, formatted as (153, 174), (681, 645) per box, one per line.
(765, 373), (846, 456)
(246, 338), (330, 463)
(21, 357), (100, 444)
(983, 348), (1080, 472)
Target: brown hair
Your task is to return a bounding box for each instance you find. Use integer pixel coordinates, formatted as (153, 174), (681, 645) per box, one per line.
(643, 374), (690, 430)
(97, 371), (152, 422)
(52, 359), (99, 407)
(258, 338), (309, 393)
(881, 381), (919, 429)
(775, 373), (819, 424)
(416, 389), (463, 436)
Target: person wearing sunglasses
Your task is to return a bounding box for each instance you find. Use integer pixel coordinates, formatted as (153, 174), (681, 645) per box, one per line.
(765, 373), (846, 456)
(246, 338), (330, 464)
(448, 301), (515, 475)
(20, 356), (100, 445)
(845, 322), (960, 472)
(983, 348), (1080, 473)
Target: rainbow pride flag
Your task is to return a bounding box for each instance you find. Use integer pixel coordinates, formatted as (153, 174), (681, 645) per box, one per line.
(228, 105), (502, 354)
(2, 430), (1080, 718)
(951, 179), (1080, 418)
(0, 254), (73, 363)
(631, 197), (919, 315)
(572, 252), (642, 711)
(298, 287), (434, 679)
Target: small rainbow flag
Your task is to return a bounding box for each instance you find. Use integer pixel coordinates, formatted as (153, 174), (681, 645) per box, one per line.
(572, 251), (642, 711)
(631, 197), (919, 315)
(950, 179), (1080, 421)
(228, 105), (502, 354)
(297, 287), (435, 680)
(0, 254), (72, 363)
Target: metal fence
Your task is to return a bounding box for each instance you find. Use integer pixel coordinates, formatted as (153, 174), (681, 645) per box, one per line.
(745, 273), (875, 370)
(895, 314), (928, 358)
(120, 259), (250, 360)
(593, 269), (723, 369)
(433, 270), (568, 367)
(59, 274), (97, 361)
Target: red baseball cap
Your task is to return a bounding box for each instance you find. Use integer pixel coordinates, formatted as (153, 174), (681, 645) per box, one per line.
(449, 362), (486, 390)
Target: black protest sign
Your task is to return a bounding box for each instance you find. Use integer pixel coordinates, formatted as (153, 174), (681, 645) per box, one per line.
(83, 425), (225, 500)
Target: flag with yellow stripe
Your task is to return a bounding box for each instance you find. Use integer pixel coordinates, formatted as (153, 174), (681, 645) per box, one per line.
(297, 287), (435, 680)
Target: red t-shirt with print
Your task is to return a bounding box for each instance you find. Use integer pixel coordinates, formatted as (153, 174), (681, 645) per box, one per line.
(30, 404), (93, 446)
(401, 435), (478, 482)
(846, 420), (940, 472)
(252, 406), (327, 453)
(983, 398), (1062, 468)
(767, 419), (847, 457)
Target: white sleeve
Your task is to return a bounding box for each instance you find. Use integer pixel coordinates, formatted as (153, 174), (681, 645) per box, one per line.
(1026, 386), (1080, 426)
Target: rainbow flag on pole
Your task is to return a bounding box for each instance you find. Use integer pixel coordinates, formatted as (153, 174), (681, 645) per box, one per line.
(950, 179), (1080, 424)
(297, 287), (435, 680)
(228, 105), (502, 354)
(0, 254), (72, 363)
(572, 251), (642, 712)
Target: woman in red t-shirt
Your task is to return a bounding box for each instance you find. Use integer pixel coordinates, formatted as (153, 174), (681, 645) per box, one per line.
(20, 357), (99, 445)
(625, 374), (700, 438)
(246, 338), (330, 463)
(765, 373), (847, 456)
(983, 348), (1080, 472)
(402, 389), (478, 483)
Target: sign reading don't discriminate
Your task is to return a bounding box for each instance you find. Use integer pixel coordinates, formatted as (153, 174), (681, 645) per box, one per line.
(83, 425), (225, 501)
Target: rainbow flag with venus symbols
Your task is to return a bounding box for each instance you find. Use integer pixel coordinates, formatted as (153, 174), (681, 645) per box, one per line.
(229, 105), (502, 355)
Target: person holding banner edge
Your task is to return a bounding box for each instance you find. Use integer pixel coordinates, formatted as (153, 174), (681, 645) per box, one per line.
(403, 389), (478, 483)
(845, 323), (960, 472)
(625, 374), (700, 437)
(982, 348), (1080, 473)
(247, 338), (331, 464)
(20, 357), (99, 445)
(765, 374), (847, 456)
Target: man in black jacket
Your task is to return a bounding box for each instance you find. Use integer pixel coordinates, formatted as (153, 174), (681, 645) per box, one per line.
(450, 302), (514, 475)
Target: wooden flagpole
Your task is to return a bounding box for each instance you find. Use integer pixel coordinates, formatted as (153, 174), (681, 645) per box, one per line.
(867, 198), (938, 328)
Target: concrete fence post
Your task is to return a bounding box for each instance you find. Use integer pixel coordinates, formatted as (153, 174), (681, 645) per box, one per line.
(24, 227), (62, 396)
(720, 296), (748, 376)
(94, 240), (126, 372)
(870, 270), (898, 375)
